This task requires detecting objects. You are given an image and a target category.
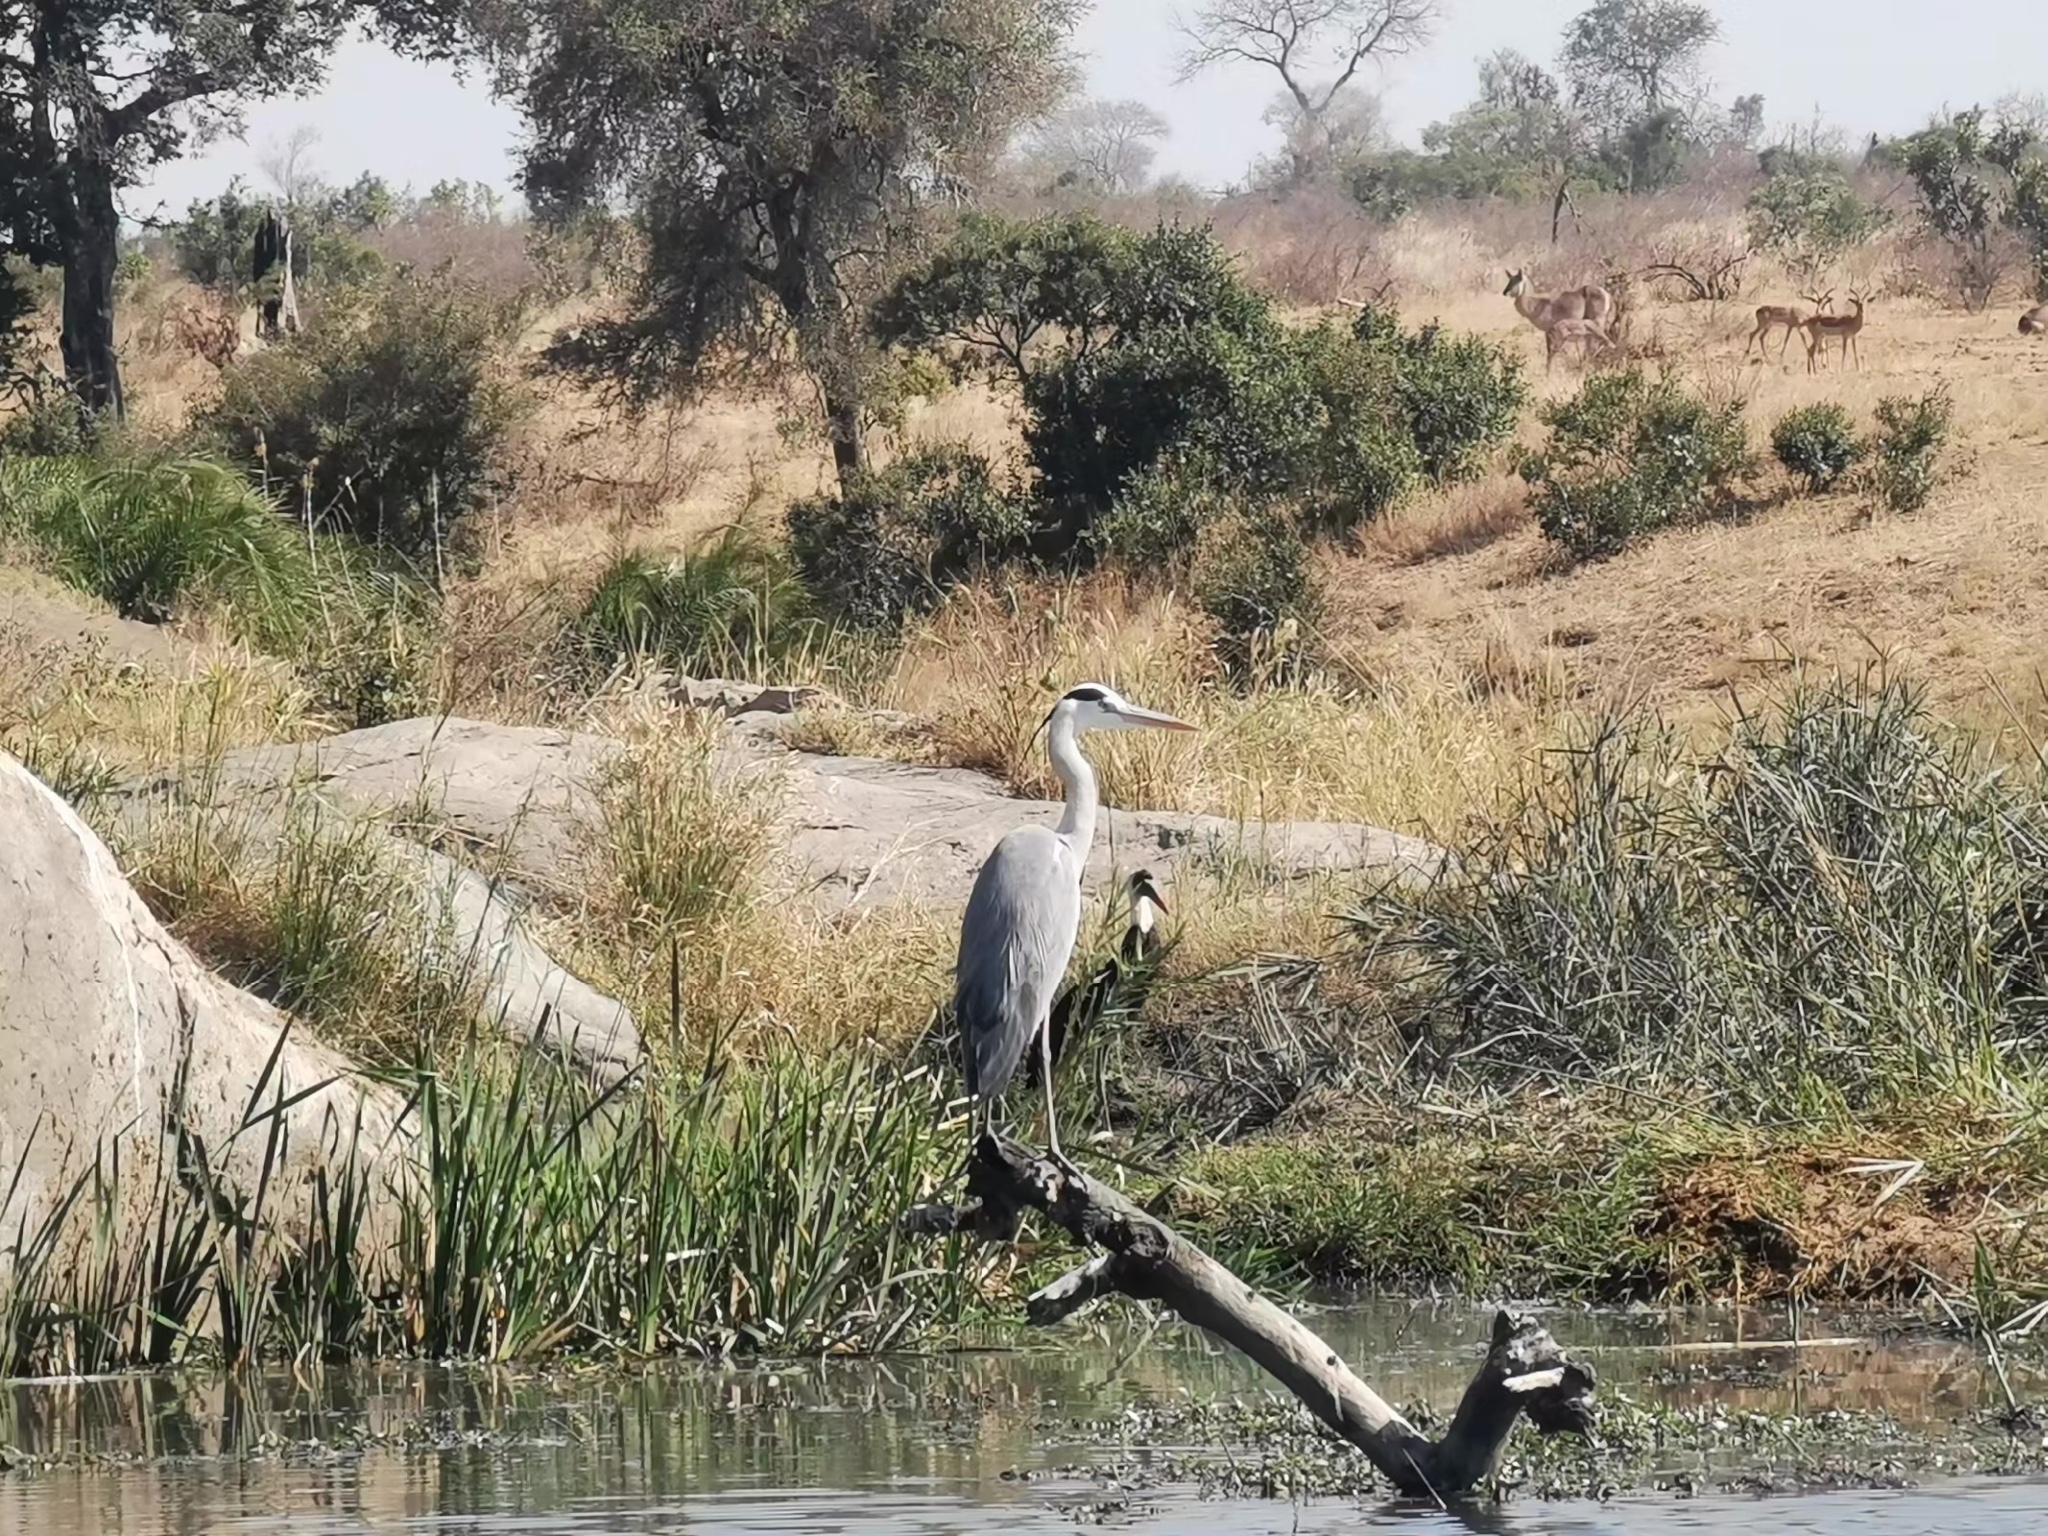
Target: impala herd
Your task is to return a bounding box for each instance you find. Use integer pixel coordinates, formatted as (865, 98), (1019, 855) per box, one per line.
(1502, 271), (2047, 375)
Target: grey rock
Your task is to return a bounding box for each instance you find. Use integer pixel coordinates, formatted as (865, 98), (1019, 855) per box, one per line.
(0, 751), (407, 1243)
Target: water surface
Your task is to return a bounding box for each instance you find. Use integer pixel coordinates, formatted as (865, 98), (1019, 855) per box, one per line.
(3, 1301), (2042, 1534)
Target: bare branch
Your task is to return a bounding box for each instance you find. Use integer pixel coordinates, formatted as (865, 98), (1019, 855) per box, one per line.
(1177, 2), (1438, 177)
(906, 1133), (1598, 1500)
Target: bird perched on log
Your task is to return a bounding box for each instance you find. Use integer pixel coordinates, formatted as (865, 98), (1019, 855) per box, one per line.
(1043, 868), (1168, 1074)
(953, 684), (1193, 1165)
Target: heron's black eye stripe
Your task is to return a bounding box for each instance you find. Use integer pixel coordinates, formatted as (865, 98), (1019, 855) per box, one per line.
(1064, 686), (1107, 703)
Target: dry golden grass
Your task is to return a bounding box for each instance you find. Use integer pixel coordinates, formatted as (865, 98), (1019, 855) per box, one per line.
(13, 217), (2048, 1064)
(1325, 289), (2048, 756)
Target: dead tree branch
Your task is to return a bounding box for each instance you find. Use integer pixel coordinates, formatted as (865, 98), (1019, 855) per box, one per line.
(905, 1133), (1597, 1500)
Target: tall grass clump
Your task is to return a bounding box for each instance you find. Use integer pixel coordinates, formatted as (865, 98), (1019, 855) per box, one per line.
(0, 1042), (972, 1372)
(1350, 675), (2048, 1117)
(126, 797), (471, 1064)
(572, 526), (821, 680)
(592, 718), (784, 942)
(0, 456), (318, 647)
(397, 1046), (971, 1358)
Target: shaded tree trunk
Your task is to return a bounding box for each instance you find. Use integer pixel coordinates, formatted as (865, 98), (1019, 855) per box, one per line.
(824, 390), (866, 485)
(57, 156), (125, 419)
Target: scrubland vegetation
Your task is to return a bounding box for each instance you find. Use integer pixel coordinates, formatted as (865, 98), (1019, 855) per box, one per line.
(3, 0), (2048, 1369)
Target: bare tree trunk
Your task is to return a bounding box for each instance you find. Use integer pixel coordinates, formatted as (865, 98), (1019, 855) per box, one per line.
(824, 388), (866, 487)
(907, 1135), (1598, 1501)
(58, 158), (126, 419)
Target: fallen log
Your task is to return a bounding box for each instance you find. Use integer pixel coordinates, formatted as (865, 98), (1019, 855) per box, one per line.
(906, 1132), (1598, 1501)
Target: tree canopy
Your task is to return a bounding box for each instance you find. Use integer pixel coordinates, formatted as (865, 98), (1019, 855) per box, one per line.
(479, 0), (1079, 484)
(1177, 1), (1438, 184)
(0, 0), (458, 413)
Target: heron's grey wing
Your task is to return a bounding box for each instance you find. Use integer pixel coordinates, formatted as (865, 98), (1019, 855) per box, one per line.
(953, 826), (1082, 1101)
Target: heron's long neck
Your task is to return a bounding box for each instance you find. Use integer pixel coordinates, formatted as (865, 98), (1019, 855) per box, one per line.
(1048, 712), (1098, 852)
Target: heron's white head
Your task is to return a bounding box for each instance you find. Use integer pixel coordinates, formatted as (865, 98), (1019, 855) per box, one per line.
(1046, 683), (1195, 738)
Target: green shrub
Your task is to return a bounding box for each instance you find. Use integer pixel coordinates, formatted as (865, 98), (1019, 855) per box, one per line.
(1770, 403), (1865, 493)
(1864, 387), (1952, 513)
(1192, 506), (1323, 681)
(1745, 173), (1888, 279)
(877, 219), (1512, 562)
(1352, 305), (1526, 485)
(787, 445), (1029, 629)
(1290, 322), (1422, 536)
(0, 456), (317, 647)
(573, 528), (819, 679)
(202, 269), (523, 562)
(1022, 301), (1316, 512)
(1521, 368), (1750, 561)
(1088, 452), (1239, 566)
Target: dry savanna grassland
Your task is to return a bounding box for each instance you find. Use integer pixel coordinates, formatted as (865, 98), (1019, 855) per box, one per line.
(6, 179), (2048, 1364)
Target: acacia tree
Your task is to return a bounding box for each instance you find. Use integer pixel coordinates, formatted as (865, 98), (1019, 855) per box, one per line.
(1177, 1), (1438, 183)
(481, 0), (1077, 486)
(0, 0), (448, 417)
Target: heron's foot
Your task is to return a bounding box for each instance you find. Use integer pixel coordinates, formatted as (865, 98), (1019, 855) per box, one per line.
(1047, 1145), (1084, 1182)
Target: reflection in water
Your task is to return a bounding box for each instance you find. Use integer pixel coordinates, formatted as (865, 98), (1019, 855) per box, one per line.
(0, 1301), (2040, 1535)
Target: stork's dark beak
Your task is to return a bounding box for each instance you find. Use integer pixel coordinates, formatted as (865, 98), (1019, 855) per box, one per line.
(1129, 870), (1166, 913)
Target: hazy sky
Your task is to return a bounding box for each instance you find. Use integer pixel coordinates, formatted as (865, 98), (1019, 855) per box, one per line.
(133, 1), (2039, 222)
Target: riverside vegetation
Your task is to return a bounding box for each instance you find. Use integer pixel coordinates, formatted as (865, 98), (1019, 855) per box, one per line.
(4, 7), (2048, 1388)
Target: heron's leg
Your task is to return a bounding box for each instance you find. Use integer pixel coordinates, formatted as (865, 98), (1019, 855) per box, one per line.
(1041, 1019), (1079, 1177)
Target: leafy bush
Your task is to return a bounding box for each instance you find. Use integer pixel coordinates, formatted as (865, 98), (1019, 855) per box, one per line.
(1898, 107), (2048, 309)
(169, 176), (387, 299)
(202, 269), (523, 561)
(1088, 451), (1239, 566)
(573, 528), (820, 679)
(1770, 403), (1865, 493)
(787, 444), (1029, 629)
(0, 375), (98, 459)
(1022, 286), (1316, 512)
(1288, 322), (1421, 536)
(1745, 173), (1887, 279)
(1521, 368), (1750, 561)
(1351, 305), (1525, 485)
(1192, 506), (1323, 680)
(0, 456), (316, 647)
(1865, 388), (1953, 513)
(877, 218), (1519, 565)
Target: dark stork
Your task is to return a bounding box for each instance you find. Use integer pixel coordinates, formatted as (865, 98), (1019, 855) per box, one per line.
(252, 208), (298, 337)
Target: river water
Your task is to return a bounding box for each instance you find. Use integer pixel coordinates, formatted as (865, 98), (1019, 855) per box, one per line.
(2, 1302), (2043, 1534)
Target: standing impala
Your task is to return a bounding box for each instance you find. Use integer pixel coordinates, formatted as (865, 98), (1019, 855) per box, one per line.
(1745, 287), (1833, 361)
(1803, 289), (1869, 373)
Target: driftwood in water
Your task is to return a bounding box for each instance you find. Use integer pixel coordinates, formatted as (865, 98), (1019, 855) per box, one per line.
(905, 1133), (1598, 1501)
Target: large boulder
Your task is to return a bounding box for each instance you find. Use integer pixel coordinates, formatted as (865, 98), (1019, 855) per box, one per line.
(0, 752), (407, 1245)
(134, 714), (1444, 914)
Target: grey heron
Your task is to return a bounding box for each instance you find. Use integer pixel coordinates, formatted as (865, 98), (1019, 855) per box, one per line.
(954, 686), (1193, 1163)
(1044, 868), (1168, 1073)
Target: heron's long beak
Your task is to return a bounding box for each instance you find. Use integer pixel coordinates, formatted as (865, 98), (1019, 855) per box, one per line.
(1113, 703), (1195, 732)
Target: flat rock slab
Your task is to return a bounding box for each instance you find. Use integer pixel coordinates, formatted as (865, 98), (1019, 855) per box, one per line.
(140, 715), (1443, 914)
